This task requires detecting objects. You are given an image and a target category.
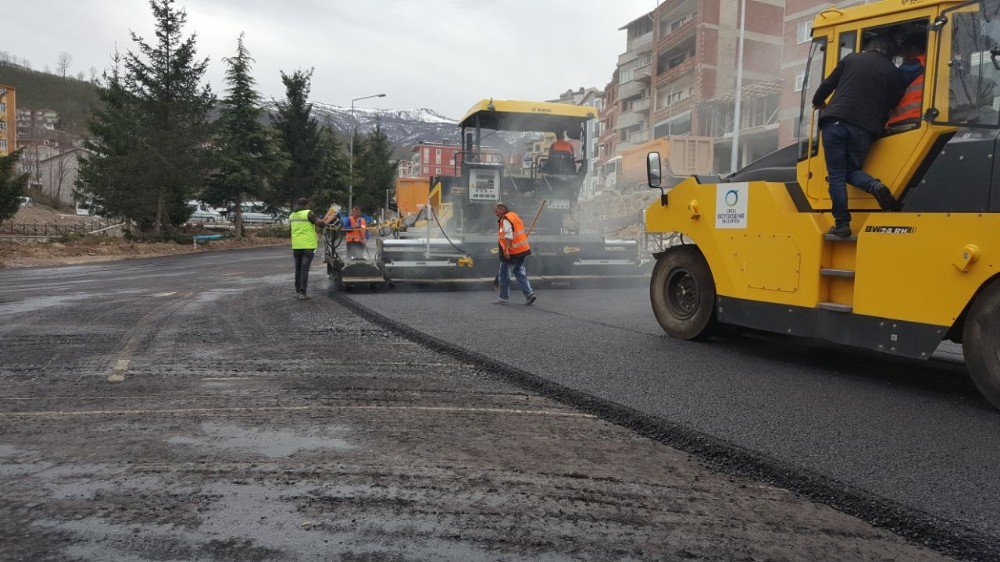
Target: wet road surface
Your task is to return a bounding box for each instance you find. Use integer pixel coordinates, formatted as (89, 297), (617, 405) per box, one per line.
(0, 247), (962, 559)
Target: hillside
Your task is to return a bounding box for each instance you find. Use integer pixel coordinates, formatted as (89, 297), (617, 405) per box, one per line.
(0, 65), (100, 135)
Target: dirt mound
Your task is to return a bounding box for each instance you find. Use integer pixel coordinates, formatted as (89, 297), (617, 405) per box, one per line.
(0, 236), (285, 268)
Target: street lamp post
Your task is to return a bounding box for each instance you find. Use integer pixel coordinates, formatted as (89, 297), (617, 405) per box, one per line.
(348, 93), (387, 212)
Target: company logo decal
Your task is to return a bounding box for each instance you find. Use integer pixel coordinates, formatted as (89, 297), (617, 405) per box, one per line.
(716, 183), (748, 229)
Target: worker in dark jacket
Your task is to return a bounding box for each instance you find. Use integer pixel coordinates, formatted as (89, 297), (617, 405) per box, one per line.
(813, 36), (906, 237)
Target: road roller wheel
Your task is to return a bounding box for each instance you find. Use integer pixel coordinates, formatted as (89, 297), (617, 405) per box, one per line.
(962, 279), (1000, 410)
(650, 246), (718, 340)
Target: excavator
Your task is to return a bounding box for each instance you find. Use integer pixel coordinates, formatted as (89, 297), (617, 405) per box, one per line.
(327, 99), (646, 287)
(644, 0), (1000, 410)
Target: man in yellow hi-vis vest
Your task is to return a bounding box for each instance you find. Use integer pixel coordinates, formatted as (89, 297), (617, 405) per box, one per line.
(289, 197), (328, 300)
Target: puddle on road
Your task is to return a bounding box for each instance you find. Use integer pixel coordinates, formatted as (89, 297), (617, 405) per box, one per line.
(167, 422), (353, 458)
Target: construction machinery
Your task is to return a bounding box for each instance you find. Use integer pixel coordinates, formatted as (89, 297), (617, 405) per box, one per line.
(329, 99), (646, 286)
(644, 0), (1000, 409)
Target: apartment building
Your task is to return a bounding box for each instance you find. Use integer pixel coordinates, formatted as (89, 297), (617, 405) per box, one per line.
(778, 0), (878, 148)
(17, 108), (59, 131)
(602, 0), (788, 175)
(0, 84), (14, 156)
(399, 141), (462, 180)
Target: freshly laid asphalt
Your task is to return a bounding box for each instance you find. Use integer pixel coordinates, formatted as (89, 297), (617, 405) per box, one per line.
(349, 280), (1000, 548)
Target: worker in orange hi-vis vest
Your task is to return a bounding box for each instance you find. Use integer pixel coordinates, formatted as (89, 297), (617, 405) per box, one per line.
(887, 35), (927, 127)
(493, 202), (536, 306)
(345, 206), (368, 260)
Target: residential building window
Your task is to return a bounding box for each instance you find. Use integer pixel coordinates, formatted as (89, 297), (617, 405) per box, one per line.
(423, 166), (429, 174)
(0, 103), (5, 113)
(435, 148), (442, 165)
(435, 167), (441, 175)
(794, 72), (806, 92)
(0, 139), (7, 151)
(423, 147), (430, 162)
(797, 20), (813, 44)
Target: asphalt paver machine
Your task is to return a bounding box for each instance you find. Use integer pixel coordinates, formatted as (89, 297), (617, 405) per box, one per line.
(643, 0), (1000, 409)
(377, 99), (645, 283)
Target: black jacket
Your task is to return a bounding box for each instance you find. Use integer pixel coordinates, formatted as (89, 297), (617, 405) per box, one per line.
(812, 51), (908, 136)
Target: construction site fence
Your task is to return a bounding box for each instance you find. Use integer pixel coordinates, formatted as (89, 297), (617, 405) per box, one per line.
(0, 219), (122, 236)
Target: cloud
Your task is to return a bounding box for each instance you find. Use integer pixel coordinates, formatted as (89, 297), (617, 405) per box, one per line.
(6, 0), (654, 117)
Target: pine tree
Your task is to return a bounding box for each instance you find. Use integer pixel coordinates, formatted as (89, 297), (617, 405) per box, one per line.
(354, 120), (398, 213)
(77, 0), (214, 235)
(312, 127), (349, 214)
(203, 33), (283, 238)
(271, 69), (324, 209)
(76, 54), (146, 222)
(0, 150), (29, 222)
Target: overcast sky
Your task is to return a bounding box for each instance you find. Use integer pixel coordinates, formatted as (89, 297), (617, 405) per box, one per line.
(5, 0), (656, 118)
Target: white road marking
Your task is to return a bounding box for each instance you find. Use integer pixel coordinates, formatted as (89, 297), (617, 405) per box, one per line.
(148, 292), (177, 298)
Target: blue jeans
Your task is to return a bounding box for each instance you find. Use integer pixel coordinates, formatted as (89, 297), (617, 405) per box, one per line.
(498, 253), (533, 301)
(820, 120), (881, 227)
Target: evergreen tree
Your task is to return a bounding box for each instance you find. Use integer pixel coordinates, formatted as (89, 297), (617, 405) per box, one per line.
(0, 150), (29, 222)
(271, 69), (323, 209)
(77, 0), (214, 234)
(76, 54), (145, 222)
(202, 33), (283, 238)
(311, 126), (349, 214)
(354, 120), (398, 213)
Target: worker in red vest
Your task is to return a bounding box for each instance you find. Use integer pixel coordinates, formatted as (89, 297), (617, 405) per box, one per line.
(493, 203), (536, 305)
(550, 130), (574, 156)
(547, 130), (576, 175)
(887, 35), (926, 127)
(345, 206), (367, 260)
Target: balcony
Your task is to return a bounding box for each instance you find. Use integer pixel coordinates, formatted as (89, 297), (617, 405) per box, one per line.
(628, 31), (654, 53)
(629, 97), (651, 113)
(616, 110), (647, 130)
(618, 129), (651, 150)
(618, 80), (648, 101)
(617, 31), (654, 66)
(656, 17), (697, 51)
(655, 57), (697, 84)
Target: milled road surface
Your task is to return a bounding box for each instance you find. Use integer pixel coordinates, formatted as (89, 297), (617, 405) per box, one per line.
(0, 247), (954, 560)
(350, 280), (1000, 558)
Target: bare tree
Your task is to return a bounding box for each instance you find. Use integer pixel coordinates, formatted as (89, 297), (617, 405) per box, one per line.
(56, 51), (72, 79)
(89, 66), (98, 82)
(0, 51), (12, 66)
(46, 150), (75, 204)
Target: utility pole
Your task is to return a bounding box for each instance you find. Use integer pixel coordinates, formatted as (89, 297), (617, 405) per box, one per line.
(730, 0), (748, 174)
(348, 93), (386, 211)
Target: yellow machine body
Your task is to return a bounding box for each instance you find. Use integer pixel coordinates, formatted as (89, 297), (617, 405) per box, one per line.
(645, 0), (1000, 358)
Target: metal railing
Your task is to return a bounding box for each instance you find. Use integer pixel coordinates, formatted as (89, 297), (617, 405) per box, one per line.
(0, 218), (122, 236)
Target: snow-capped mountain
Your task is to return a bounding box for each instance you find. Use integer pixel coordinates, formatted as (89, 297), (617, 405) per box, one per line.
(311, 103), (460, 147)
(307, 103), (533, 155)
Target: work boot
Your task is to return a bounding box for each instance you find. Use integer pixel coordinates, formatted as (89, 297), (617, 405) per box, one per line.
(874, 183), (899, 211)
(491, 298), (509, 305)
(828, 224), (852, 238)
(525, 293), (537, 306)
